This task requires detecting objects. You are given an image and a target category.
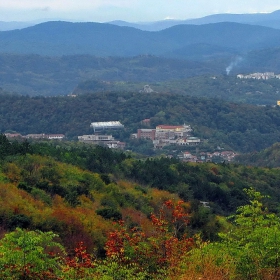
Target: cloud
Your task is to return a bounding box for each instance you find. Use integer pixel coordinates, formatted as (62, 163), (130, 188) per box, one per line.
(1, 0), (280, 22)
(164, 16), (176, 20)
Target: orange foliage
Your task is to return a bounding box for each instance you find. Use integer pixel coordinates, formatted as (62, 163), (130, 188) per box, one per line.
(121, 207), (150, 227)
(105, 200), (194, 275)
(3, 162), (21, 183)
(63, 241), (95, 279)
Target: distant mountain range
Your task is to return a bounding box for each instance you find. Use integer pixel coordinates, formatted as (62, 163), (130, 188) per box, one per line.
(108, 10), (280, 31)
(1, 21), (280, 57)
(1, 10), (280, 32)
(2, 11), (280, 97)
(0, 20), (44, 31)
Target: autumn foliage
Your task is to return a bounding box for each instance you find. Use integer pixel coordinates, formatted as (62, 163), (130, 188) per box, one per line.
(63, 241), (95, 279)
(0, 137), (280, 279)
(105, 200), (194, 276)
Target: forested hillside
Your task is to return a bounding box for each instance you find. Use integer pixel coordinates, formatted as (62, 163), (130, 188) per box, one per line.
(1, 91), (280, 152)
(1, 21), (280, 56)
(0, 136), (279, 279)
(235, 47), (280, 74)
(1, 9), (280, 280)
(236, 142), (280, 167)
(2, 135), (280, 216)
(77, 75), (280, 105)
(2, 51), (280, 97)
(0, 54), (225, 96)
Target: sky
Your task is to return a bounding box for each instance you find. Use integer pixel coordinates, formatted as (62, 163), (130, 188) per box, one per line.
(1, 0), (280, 22)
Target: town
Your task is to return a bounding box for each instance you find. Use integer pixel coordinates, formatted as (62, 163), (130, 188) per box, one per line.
(237, 72), (280, 80)
(4, 120), (237, 163)
(77, 121), (237, 163)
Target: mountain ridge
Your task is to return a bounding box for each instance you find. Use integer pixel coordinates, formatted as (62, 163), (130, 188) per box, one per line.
(108, 10), (280, 31)
(2, 10), (280, 32)
(1, 21), (280, 57)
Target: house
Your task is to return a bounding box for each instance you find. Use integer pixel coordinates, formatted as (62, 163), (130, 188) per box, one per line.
(78, 134), (114, 143)
(155, 124), (192, 139)
(4, 133), (22, 138)
(137, 129), (156, 140)
(46, 134), (65, 140)
(183, 151), (192, 159)
(22, 133), (65, 140)
(25, 134), (46, 139)
(177, 137), (200, 146)
(106, 141), (126, 150)
(237, 72), (280, 80)
(116, 142), (126, 149)
(185, 137), (201, 145)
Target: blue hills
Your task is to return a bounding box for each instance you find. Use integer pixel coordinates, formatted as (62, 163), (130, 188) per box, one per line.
(1, 21), (280, 57)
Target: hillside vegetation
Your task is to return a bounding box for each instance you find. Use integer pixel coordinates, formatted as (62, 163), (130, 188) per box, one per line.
(1, 22), (280, 57)
(1, 13), (280, 279)
(0, 54), (224, 96)
(76, 75), (280, 105)
(0, 136), (279, 279)
(2, 49), (280, 96)
(1, 91), (280, 152)
(236, 142), (280, 167)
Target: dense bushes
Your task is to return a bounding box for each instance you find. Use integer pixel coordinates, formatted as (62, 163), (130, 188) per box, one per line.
(0, 189), (279, 279)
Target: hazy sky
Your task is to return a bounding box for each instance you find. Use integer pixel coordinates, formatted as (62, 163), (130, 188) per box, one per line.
(1, 0), (280, 22)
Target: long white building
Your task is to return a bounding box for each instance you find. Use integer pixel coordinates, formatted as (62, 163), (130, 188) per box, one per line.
(90, 121), (124, 132)
(78, 135), (114, 142)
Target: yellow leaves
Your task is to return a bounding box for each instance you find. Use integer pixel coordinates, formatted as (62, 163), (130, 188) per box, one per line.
(2, 162), (21, 183)
(78, 194), (94, 209)
(0, 182), (49, 227)
(117, 180), (134, 190)
(0, 151), (199, 264)
(149, 188), (179, 210)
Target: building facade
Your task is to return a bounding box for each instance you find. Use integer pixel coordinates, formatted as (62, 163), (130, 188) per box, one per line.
(137, 129), (156, 140)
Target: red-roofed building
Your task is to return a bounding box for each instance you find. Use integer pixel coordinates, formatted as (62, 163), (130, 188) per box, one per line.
(156, 124), (192, 139)
(183, 151), (192, 159)
(4, 133), (22, 138)
(156, 125), (184, 130)
(141, 119), (151, 125)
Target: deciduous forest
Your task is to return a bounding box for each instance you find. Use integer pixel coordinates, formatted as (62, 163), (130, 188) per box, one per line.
(1, 90), (280, 153)
(0, 135), (279, 279)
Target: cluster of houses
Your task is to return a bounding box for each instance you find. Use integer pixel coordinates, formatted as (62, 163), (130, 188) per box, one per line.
(5, 133), (65, 140)
(131, 124), (201, 149)
(237, 72), (280, 80)
(78, 134), (126, 149)
(77, 122), (201, 151)
(180, 150), (237, 163)
(4, 120), (237, 163)
(78, 121), (126, 149)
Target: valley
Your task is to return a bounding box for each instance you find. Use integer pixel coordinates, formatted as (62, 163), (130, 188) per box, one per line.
(0, 8), (280, 279)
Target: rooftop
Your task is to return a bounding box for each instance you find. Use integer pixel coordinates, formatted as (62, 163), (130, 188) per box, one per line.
(156, 125), (184, 129)
(90, 121), (124, 129)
